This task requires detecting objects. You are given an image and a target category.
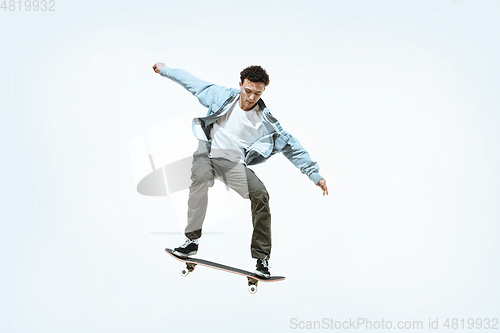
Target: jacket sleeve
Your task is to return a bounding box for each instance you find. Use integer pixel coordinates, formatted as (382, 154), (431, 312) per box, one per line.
(281, 133), (324, 185)
(159, 67), (228, 108)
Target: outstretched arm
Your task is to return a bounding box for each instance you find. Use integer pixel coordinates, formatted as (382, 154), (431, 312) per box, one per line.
(152, 62), (229, 109)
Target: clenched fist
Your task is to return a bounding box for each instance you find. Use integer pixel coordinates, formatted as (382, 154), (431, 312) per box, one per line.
(152, 62), (166, 74)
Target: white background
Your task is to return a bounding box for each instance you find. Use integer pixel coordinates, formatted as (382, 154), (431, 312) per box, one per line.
(1, 0), (499, 332)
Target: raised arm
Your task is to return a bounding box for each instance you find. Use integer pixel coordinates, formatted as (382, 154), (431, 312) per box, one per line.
(152, 62), (229, 109)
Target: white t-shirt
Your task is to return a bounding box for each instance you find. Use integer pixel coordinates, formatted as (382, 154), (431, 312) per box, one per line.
(210, 98), (263, 163)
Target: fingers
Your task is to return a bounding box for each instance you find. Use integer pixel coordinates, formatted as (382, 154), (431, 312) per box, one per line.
(320, 180), (328, 196)
(317, 180), (328, 196)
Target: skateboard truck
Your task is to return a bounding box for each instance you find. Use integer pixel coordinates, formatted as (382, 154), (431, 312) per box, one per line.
(247, 277), (258, 294)
(180, 263), (197, 277)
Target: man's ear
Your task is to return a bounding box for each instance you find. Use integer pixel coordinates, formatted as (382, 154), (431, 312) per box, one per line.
(239, 81), (242, 87)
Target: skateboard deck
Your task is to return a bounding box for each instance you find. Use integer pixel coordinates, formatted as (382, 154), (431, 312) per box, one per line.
(165, 248), (285, 293)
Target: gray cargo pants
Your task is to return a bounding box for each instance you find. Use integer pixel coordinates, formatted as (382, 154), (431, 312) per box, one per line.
(185, 153), (271, 259)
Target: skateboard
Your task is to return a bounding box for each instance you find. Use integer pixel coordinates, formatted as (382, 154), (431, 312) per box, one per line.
(165, 248), (285, 294)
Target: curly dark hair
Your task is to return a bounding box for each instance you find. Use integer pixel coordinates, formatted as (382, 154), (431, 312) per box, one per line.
(240, 65), (270, 86)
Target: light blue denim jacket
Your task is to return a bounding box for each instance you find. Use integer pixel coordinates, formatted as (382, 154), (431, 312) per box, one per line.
(160, 67), (323, 184)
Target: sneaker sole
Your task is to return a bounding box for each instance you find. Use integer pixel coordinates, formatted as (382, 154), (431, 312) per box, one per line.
(173, 250), (197, 257)
(254, 270), (270, 278)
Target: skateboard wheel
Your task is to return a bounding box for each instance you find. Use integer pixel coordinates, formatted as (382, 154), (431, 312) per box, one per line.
(248, 285), (258, 294)
(180, 269), (189, 277)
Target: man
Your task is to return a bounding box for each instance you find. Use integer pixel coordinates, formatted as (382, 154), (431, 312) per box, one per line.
(152, 63), (328, 278)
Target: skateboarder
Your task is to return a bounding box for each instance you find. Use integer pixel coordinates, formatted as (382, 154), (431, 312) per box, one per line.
(152, 63), (328, 278)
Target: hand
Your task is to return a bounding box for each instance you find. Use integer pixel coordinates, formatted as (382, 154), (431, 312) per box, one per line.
(153, 62), (166, 74)
(317, 178), (328, 196)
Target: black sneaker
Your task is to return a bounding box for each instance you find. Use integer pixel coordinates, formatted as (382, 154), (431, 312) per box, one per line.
(173, 238), (198, 257)
(255, 258), (271, 278)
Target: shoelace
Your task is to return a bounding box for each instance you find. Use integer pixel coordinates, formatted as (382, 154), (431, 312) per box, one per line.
(180, 239), (195, 248)
(260, 258), (270, 269)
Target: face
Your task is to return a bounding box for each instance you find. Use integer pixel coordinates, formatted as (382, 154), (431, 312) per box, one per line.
(239, 78), (266, 111)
